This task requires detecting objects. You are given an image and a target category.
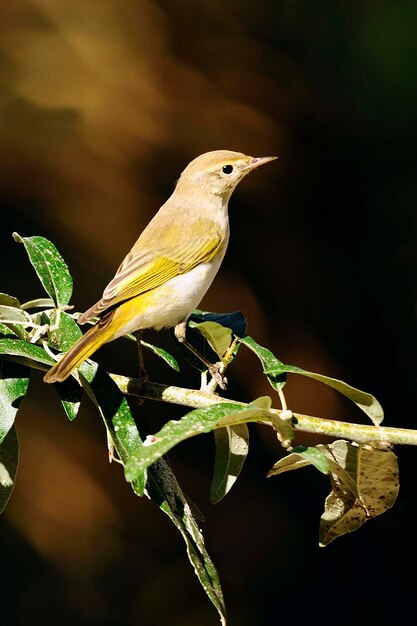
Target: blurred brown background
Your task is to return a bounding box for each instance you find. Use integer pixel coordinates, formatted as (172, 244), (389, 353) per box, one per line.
(1, 1), (417, 624)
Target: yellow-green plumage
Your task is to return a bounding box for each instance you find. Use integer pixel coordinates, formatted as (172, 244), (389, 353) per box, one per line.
(44, 150), (277, 384)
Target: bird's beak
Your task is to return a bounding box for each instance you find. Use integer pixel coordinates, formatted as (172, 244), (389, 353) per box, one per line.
(244, 155), (278, 171)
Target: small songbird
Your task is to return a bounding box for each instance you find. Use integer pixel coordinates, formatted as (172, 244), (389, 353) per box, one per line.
(44, 150), (277, 384)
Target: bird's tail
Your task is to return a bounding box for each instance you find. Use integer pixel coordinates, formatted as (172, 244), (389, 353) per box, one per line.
(43, 317), (115, 383)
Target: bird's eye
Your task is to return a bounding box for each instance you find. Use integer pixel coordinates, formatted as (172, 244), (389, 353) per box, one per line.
(222, 164), (234, 174)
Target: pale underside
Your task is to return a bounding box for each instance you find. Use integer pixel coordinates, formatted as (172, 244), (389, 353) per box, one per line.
(111, 255), (227, 339)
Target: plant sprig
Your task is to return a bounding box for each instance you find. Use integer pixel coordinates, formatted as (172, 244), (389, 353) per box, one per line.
(0, 233), (408, 624)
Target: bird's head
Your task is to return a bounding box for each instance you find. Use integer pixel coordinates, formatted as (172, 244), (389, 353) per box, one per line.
(176, 150), (277, 199)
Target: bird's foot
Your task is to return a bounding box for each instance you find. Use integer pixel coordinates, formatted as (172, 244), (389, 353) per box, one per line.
(208, 362), (228, 391)
(138, 368), (149, 387)
(135, 368), (149, 405)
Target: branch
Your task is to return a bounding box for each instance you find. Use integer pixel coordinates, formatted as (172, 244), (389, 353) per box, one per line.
(111, 373), (417, 447)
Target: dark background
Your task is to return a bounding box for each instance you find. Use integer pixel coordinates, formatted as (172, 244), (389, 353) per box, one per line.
(1, 1), (417, 624)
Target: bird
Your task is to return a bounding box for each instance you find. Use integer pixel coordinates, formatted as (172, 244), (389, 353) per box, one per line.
(43, 150), (277, 385)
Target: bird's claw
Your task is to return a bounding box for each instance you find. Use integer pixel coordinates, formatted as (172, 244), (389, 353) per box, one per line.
(208, 363), (228, 391)
(134, 370), (149, 405)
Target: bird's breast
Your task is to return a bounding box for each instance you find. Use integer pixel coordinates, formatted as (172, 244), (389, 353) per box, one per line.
(112, 245), (228, 337)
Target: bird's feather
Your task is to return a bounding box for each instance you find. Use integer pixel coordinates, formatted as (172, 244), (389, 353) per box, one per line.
(78, 221), (225, 323)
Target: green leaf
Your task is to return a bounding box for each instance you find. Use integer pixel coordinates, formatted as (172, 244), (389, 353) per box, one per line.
(3, 310), (86, 420)
(55, 377), (83, 421)
(268, 445), (330, 477)
(0, 360), (30, 444)
(219, 405), (293, 447)
(239, 335), (383, 425)
(251, 395), (272, 409)
(1, 297), (223, 617)
(269, 443), (357, 494)
(0, 324), (18, 339)
(175, 310), (246, 371)
(0, 426), (19, 515)
(147, 458), (226, 625)
(282, 364), (384, 426)
(48, 311), (82, 352)
(267, 451), (313, 476)
(13, 233), (73, 308)
(0, 305), (29, 340)
(0, 314), (84, 420)
(79, 361), (147, 495)
(290, 446), (330, 474)
(141, 340), (180, 372)
(32, 305), (225, 618)
(79, 354), (225, 622)
(0, 338), (54, 368)
(0, 294), (21, 308)
(239, 336), (287, 390)
(210, 424), (249, 503)
(125, 402), (289, 482)
(21, 298), (55, 310)
(184, 494), (205, 522)
(125, 403), (243, 481)
(47, 312), (84, 420)
(318, 441), (399, 546)
(189, 321), (232, 360)
(0, 306), (29, 325)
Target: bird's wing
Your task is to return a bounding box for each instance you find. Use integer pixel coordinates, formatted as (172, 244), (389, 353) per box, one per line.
(78, 224), (225, 322)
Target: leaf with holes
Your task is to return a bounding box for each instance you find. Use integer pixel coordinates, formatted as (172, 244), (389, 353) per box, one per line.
(318, 441), (399, 546)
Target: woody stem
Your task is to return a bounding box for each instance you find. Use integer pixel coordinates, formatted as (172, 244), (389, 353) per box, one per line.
(109, 374), (417, 447)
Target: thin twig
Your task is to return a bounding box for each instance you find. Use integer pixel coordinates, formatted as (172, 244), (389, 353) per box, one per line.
(110, 373), (417, 447)
(5, 353), (417, 447)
